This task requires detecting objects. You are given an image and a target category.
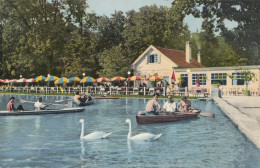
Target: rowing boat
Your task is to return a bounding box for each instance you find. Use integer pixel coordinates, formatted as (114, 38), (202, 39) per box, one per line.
(0, 107), (85, 116)
(94, 97), (120, 99)
(73, 100), (95, 106)
(136, 109), (201, 125)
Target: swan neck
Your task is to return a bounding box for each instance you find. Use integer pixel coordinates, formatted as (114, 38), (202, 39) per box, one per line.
(128, 121), (132, 139)
(80, 121), (84, 138)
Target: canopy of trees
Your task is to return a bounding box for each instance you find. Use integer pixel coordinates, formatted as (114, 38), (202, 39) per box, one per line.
(0, 0), (258, 79)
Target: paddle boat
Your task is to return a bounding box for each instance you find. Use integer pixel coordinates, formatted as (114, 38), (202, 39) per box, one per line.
(0, 107), (85, 116)
(136, 109), (201, 125)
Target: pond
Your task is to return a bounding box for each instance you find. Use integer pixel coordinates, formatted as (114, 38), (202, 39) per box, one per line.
(0, 94), (260, 168)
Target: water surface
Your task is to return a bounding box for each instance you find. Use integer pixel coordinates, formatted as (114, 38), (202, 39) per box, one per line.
(0, 94), (259, 168)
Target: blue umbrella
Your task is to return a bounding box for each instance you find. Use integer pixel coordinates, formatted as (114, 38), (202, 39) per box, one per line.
(80, 76), (95, 83)
(45, 75), (59, 82)
(69, 77), (81, 83)
(35, 75), (46, 82)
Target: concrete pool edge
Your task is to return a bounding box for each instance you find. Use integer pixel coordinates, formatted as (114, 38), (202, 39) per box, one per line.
(213, 97), (260, 149)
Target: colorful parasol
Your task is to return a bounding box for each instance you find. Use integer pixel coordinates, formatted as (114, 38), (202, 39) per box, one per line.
(69, 77), (81, 83)
(45, 75), (59, 82)
(10, 79), (18, 83)
(111, 76), (126, 82)
(26, 78), (35, 83)
(171, 71), (176, 82)
(196, 75), (200, 87)
(17, 78), (27, 83)
(96, 77), (110, 82)
(35, 75), (46, 82)
(80, 76), (95, 83)
(54, 77), (69, 84)
(2, 79), (10, 83)
(146, 76), (162, 81)
(127, 76), (144, 81)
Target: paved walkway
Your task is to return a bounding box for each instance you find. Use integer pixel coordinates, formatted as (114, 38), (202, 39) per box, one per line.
(214, 96), (260, 148)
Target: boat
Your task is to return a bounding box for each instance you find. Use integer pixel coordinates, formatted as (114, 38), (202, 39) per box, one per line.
(94, 97), (120, 99)
(136, 109), (201, 125)
(73, 100), (95, 106)
(0, 107), (85, 116)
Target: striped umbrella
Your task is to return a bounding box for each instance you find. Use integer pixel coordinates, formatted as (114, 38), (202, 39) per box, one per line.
(96, 77), (110, 82)
(54, 77), (69, 84)
(2, 79), (10, 83)
(35, 75), (46, 82)
(26, 78), (35, 83)
(80, 76), (95, 83)
(69, 77), (81, 83)
(17, 78), (27, 83)
(111, 76), (126, 82)
(10, 79), (18, 83)
(148, 76), (163, 82)
(45, 75), (59, 82)
(127, 76), (144, 81)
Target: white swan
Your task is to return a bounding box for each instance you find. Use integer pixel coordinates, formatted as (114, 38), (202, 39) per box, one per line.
(78, 119), (112, 140)
(124, 119), (162, 141)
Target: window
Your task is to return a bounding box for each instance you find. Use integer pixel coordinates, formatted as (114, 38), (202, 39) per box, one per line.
(148, 54), (158, 63)
(232, 73), (246, 85)
(192, 74), (207, 85)
(211, 73), (227, 85)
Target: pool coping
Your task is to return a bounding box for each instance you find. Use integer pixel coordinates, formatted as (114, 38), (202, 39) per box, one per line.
(213, 97), (260, 149)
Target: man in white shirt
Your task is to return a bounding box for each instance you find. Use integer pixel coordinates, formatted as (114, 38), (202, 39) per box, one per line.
(163, 95), (177, 112)
(34, 97), (52, 110)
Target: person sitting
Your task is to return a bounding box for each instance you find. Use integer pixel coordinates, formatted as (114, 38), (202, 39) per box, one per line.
(139, 93), (161, 115)
(74, 91), (84, 103)
(178, 96), (192, 113)
(163, 95), (177, 112)
(34, 97), (52, 110)
(6, 97), (24, 111)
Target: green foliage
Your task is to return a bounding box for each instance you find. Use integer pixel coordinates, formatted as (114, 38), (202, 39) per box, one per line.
(228, 68), (257, 88)
(168, 0), (260, 65)
(98, 45), (131, 77)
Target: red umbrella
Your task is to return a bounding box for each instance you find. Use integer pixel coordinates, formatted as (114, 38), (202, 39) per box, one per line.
(171, 71), (176, 82)
(196, 76), (200, 87)
(127, 76), (144, 81)
(96, 77), (110, 82)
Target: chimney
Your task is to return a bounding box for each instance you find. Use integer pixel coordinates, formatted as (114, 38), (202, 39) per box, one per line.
(185, 41), (192, 63)
(197, 51), (201, 63)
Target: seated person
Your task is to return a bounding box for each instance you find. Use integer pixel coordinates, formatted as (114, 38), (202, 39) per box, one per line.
(139, 94), (161, 115)
(74, 91), (84, 103)
(6, 97), (24, 111)
(178, 96), (192, 113)
(34, 97), (52, 110)
(163, 95), (177, 112)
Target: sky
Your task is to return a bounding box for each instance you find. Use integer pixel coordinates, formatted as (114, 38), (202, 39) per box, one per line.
(87, 0), (237, 33)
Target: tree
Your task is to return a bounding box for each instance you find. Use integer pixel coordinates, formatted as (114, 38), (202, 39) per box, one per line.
(168, 0), (260, 65)
(98, 45), (131, 77)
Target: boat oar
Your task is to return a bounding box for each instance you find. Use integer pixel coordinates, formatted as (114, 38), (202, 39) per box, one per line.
(20, 99), (72, 107)
(199, 113), (215, 118)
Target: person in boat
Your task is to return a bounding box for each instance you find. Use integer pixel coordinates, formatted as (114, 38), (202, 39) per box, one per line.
(74, 91), (88, 105)
(34, 97), (52, 110)
(163, 95), (177, 112)
(178, 96), (192, 113)
(6, 97), (24, 111)
(140, 93), (161, 115)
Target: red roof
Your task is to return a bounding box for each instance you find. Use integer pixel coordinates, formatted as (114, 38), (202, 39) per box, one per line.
(154, 46), (203, 68)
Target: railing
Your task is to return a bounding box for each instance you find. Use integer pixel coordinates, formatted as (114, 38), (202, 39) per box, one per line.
(0, 86), (168, 96)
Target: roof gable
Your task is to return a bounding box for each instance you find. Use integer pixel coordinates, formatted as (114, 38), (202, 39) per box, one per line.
(154, 46), (203, 68)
